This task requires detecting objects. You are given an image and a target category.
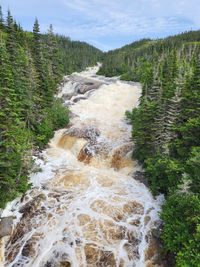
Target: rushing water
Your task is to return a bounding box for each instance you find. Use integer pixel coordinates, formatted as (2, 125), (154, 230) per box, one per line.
(2, 66), (163, 267)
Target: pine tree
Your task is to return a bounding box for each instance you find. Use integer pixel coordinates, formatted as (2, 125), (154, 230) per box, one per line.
(0, 43), (16, 118)
(47, 24), (63, 81)
(6, 10), (17, 62)
(0, 5), (4, 29)
(32, 18), (43, 83)
(32, 17), (49, 107)
(182, 53), (200, 120)
(148, 67), (162, 101)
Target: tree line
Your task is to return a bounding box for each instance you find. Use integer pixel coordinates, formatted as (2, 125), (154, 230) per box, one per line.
(0, 7), (102, 209)
(99, 31), (200, 266)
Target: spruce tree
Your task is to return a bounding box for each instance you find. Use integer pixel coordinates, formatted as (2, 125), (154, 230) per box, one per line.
(0, 5), (4, 29)
(182, 54), (200, 120)
(32, 18), (46, 102)
(6, 10), (17, 62)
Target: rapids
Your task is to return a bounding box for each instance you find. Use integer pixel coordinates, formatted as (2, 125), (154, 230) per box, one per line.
(2, 66), (163, 267)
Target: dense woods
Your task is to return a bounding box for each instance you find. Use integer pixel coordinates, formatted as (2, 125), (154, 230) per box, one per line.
(1, 4), (199, 265)
(0, 7), (102, 209)
(99, 31), (200, 266)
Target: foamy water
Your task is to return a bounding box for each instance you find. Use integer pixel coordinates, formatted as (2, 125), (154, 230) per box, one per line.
(3, 66), (163, 267)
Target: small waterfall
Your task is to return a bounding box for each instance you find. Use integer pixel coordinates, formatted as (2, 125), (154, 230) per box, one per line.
(2, 66), (163, 267)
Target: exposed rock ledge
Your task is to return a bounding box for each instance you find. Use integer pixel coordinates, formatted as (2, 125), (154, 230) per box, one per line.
(0, 216), (14, 238)
(57, 74), (106, 102)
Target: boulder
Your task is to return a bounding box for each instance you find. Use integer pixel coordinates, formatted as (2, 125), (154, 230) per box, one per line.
(0, 216), (13, 238)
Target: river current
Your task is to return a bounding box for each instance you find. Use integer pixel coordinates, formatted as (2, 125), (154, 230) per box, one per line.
(2, 66), (163, 267)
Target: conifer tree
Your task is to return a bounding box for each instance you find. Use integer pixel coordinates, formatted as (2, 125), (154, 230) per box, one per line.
(32, 18), (44, 90)
(182, 54), (200, 120)
(0, 6), (4, 29)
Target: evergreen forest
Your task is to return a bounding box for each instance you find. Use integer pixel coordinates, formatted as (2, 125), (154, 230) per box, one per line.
(99, 30), (200, 266)
(0, 5), (200, 266)
(0, 7), (102, 209)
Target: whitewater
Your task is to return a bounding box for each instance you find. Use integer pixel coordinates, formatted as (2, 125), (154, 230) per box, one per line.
(2, 65), (163, 267)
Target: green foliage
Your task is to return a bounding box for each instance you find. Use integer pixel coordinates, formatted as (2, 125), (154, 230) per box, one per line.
(36, 100), (69, 147)
(101, 30), (200, 266)
(50, 100), (70, 129)
(145, 156), (183, 195)
(0, 123), (33, 208)
(0, 6), (103, 208)
(131, 100), (158, 162)
(161, 194), (200, 267)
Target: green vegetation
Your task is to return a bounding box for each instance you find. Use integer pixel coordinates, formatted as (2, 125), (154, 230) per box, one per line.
(99, 31), (200, 266)
(0, 7), (102, 208)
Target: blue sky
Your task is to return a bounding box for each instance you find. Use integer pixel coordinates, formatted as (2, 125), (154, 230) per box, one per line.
(1, 0), (200, 51)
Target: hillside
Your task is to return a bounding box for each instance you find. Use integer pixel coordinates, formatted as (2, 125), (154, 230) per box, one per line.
(99, 30), (200, 266)
(0, 8), (102, 209)
(1, 4), (200, 265)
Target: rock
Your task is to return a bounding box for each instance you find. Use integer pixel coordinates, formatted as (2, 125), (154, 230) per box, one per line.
(129, 218), (140, 226)
(60, 262), (71, 267)
(19, 193), (46, 215)
(0, 216), (13, 238)
(144, 216), (151, 226)
(72, 96), (86, 103)
(21, 240), (36, 257)
(57, 75), (105, 101)
(77, 146), (93, 164)
(133, 171), (149, 187)
(151, 228), (162, 239)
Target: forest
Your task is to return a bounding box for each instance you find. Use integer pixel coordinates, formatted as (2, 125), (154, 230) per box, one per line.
(0, 4), (200, 266)
(0, 6), (102, 209)
(99, 31), (200, 266)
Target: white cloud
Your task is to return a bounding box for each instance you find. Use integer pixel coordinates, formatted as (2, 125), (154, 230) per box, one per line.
(59, 0), (197, 39)
(1, 0), (199, 50)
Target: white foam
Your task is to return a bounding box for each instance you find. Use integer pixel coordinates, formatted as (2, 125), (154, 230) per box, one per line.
(3, 66), (163, 267)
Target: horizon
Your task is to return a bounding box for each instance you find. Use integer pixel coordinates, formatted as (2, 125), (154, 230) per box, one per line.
(1, 0), (200, 51)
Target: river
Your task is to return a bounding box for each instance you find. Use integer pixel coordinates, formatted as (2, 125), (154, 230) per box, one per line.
(2, 66), (163, 267)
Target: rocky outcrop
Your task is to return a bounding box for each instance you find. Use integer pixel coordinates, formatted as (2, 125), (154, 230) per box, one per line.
(133, 171), (149, 187)
(57, 74), (105, 103)
(0, 217), (14, 238)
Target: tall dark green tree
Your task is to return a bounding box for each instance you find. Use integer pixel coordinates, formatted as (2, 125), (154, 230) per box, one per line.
(0, 6), (4, 29)
(0, 6), (102, 208)
(99, 30), (200, 266)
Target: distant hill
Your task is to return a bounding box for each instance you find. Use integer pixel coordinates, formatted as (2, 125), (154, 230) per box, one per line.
(98, 30), (200, 78)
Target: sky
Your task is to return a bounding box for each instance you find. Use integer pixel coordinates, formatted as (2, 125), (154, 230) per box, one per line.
(1, 0), (200, 51)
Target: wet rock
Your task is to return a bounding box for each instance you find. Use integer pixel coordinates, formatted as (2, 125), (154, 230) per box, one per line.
(67, 126), (100, 141)
(0, 216), (14, 237)
(19, 193), (46, 215)
(42, 252), (71, 267)
(72, 96), (87, 103)
(44, 261), (54, 267)
(77, 146), (93, 164)
(151, 228), (162, 240)
(144, 216), (151, 226)
(127, 231), (140, 247)
(129, 219), (141, 227)
(151, 221), (163, 239)
(57, 75), (104, 101)
(21, 241), (36, 257)
(145, 235), (162, 263)
(145, 225), (172, 267)
(133, 171), (149, 187)
(60, 262), (71, 267)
